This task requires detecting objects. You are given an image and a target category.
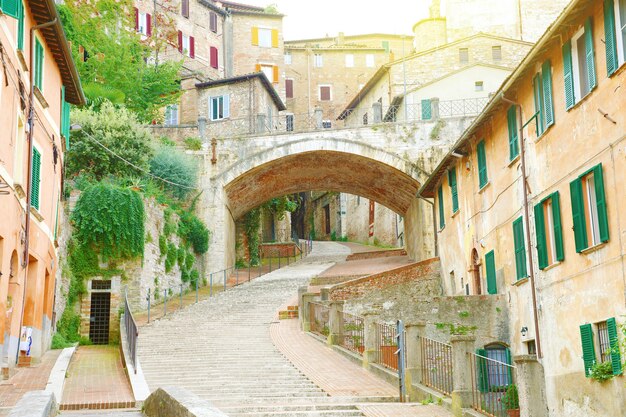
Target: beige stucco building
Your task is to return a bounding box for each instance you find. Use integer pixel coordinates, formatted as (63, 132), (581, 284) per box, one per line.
(0, 0), (84, 368)
(421, 0), (626, 415)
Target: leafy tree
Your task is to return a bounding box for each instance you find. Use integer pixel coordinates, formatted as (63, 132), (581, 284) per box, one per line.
(149, 147), (198, 199)
(58, 0), (182, 122)
(66, 102), (154, 180)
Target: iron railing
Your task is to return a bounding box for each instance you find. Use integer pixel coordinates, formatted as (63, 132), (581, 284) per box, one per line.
(375, 322), (399, 371)
(469, 351), (517, 417)
(143, 238), (314, 322)
(123, 289), (138, 374)
(339, 312), (365, 355)
(309, 302), (330, 338)
(419, 336), (453, 395)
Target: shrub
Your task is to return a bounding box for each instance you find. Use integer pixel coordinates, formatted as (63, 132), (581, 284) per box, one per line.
(185, 252), (195, 270)
(501, 384), (519, 410)
(189, 269), (200, 287)
(159, 235), (168, 257)
(165, 242), (177, 272)
(178, 213), (210, 254)
(184, 137), (202, 151)
(66, 102), (154, 180)
(177, 246), (186, 268)
(149, 148), (198, 199)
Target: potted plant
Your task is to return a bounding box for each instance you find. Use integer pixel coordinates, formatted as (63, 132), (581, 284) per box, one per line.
(501, 384), (520, 417)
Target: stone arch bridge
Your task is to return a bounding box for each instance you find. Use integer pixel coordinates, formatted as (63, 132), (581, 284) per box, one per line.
(170, 118), (474, 276)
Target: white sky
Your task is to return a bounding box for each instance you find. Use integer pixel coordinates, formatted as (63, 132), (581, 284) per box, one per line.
(240, 1), (432, 40)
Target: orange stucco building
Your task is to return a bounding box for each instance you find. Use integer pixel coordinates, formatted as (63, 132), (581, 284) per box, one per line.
(0, 0), (84, 368)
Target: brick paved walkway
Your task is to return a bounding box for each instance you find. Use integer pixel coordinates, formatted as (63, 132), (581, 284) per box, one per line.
(60, 346), (134, 411)
(271, 319), (453, 416)
(0, 350), (61, 416)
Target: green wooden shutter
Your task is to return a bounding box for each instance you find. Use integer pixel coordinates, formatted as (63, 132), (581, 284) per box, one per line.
(476, 349), (489, 392)
(584, 18), (597, 90)
(35, 38), (44, 91)
(542, 61), (554, 127)
(605, 0), (619, 76)
(606, 318), (623, 375)
(1, 0), (20, 18)
(504, 348), (513, 382)
(477, 140), (488, 189)
(30, 148), (41, 211)
(551, 192), (564, 262)
(570, 178), (588, 252)
(513, 217), (527, 280)
(562, 42), (575, 109)
(485, 250), (497, 295)
(507, 105), (519, 160)
(533, 73), (544, 135)
(17, 0), (24, 50)
(421, 99), (432, 120)
(438, 185), (445, 230)
(534, 202), (548, 269)
(593, 164), (609, 243)
(448, 168), (458, 213)
(579, 323), (596, 377)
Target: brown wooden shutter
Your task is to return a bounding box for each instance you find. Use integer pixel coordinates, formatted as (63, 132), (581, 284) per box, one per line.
(182, 0), (189, 18)
(178, 31), (183, 53)
(320, 86), (330, 101)
(210, 46), (218, 68)
(285, 79), (293, 98)
(210, 12), (217, 32)
(146, 14), (152, 36)
(134, 7), (139, 30)
(189, 36), (195, 58)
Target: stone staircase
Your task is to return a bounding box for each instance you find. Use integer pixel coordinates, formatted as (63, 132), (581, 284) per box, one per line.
(137, 243), (397, 417)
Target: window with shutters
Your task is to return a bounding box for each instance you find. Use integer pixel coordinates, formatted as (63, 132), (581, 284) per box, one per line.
(31, 147), (42, 211)
(563, 20), (596, 109)
(507, 105), (519, 160)
(476, 344), (512, 392)
(181, 0), (189, 18)
(474, 81), (483, 91)
(448, 168), (458, 214)
(362, 112), (368, 126)
(604, 0), (626, 75)
(534, 193), (564, 269)
(256, 28), (273, 48)
(34, 37), (44, 92)
(209, 11), (217, 32)
(319, 85), (331, 101)
(181, 34), (191, 57)
(513, 217), (527, 280)
(210, 46), (218, 68)
(421, 99), (431, 120)
(459, 48), (469, 64)
(322, 120), (332, 129)
(209, 95), (229, 121)
(533, 61), (555, 137)
(476, 139), (488, 189)
(580, 318), (622, 377)
(285, 114), (294, 132)
(314, 54), (323, 68)
(437, 185), (444, 230)
(345, 54), (354, 68)
(492, 45), (502, 61)
(137, 12), (149, 36)
(1, 0), (20, 19)
(164, 104), (178, 126)
(366, 54), (375, 68)
(260, 64), (276, 83)
(284, 51), (292, 65)
(285, 78), (293, 99)
(570, 164), (609, 252)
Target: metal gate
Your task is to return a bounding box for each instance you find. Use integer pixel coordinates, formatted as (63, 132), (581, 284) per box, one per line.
(89, 292), (110, 344)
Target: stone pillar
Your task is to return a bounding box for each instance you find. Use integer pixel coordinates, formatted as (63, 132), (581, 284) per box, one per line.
(256, 114), (267, 134)
(450, 335), (475, 417)
(314, 107), (323, 129)
(431, 97), (440, 120)
(328, 300), (344, 345)
(362, 312), (378, 368)
(405, 321), (426, 400)
(372, 101), (383, 123)
(299, 293), (317, 332)
(514, 355), (549, 417)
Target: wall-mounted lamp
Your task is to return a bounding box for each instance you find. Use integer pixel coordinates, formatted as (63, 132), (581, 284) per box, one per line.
(521, 326), (528, 337)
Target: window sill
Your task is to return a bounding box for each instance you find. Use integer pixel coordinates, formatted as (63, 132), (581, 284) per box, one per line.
(566, 86), (597, 113)
(507, 155), (520, 168)
(542, 261), (561, 272)
(478, 181), (490, 194)
(17, 49), (28, 72)
(30, 206), (44, 222)
(580, 241), (608, 255)
(451, 209), (460, 218)
(34, 86), (49, 109)
(534, 123), (555, 144)
(512, 277), (529, 287)
(609, 61), (626, 78)
(438, 225), (445, 233)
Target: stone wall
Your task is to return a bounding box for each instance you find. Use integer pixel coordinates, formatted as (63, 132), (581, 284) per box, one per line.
(329, 257), (440, 301)
(260, 243), (300, 258)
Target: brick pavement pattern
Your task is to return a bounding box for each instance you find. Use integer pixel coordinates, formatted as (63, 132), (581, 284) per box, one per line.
(60, 346), (134, 410)
(0, 349), (61, 416)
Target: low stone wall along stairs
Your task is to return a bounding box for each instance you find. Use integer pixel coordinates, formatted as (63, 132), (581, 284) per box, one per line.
(137, 242), (398, 417)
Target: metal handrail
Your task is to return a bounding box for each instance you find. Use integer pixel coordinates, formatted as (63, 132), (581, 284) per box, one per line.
(123, 289), (138, 374)
(419, 335), (454, 395)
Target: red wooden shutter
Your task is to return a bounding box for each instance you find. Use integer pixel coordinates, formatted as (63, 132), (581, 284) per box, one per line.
(210, 12), (217, 32)
(146, 14), (152, 36)
(134, 7), (139, 31)
(190, 36), (195, 58)
(178, 31), (183, 53)
(210, 46), (218, 68)
(320, 86), (330, 101)
(285, 79), (293, 98)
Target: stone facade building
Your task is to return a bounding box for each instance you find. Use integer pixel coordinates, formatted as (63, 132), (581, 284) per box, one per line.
(0, 0), (84, 367)
(420, 0), (626, 415)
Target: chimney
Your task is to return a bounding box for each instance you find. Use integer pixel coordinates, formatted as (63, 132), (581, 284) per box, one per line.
(337, 32), (345, 45)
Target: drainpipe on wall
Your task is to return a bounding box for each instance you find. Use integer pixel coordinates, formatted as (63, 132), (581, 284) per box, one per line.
(18, 18), (58, 366)
(501, 94), (542, 359)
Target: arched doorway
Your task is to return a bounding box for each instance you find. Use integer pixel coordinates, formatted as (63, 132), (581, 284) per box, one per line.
(471, 248), (482, 295)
